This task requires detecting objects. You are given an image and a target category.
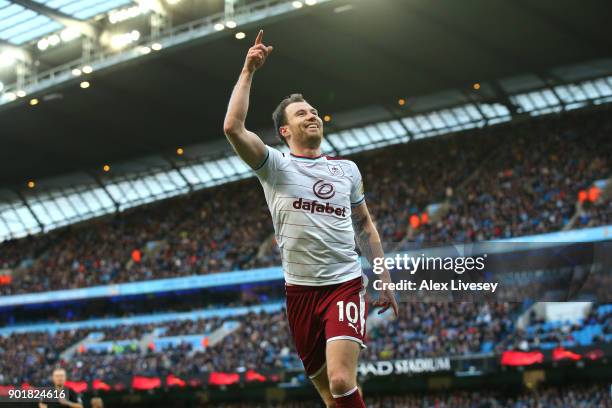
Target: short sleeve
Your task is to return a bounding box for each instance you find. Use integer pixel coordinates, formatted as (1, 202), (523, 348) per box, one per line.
(253, 145), (284, 181)
(350, 161), (365, 207)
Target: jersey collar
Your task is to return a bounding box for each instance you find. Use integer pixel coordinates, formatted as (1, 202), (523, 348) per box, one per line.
(290, 152), (325, 162)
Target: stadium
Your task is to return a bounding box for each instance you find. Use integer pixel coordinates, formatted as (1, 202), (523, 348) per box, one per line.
(1, 0), (611, 406)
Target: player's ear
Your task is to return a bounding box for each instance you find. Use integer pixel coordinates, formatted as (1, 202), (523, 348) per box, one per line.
(280, 126), (290, 139)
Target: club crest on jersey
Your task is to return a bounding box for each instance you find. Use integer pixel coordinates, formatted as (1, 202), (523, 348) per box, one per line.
(327, 163), (344, 177)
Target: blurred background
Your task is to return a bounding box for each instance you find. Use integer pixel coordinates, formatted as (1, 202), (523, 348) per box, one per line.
(0, 0), (611, 406)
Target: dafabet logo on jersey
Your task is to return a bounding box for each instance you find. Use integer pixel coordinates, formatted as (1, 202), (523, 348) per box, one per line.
(292, 180), (347, 217)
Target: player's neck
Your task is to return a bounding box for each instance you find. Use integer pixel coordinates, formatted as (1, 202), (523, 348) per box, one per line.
(289, 146), (322, 159)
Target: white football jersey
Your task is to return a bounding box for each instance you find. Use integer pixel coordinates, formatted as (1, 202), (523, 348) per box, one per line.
(254, 145), (365, 286)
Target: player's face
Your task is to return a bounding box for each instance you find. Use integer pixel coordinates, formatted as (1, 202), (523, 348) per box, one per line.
(52, 370), (66, 386)
(283, 101), (323, 147)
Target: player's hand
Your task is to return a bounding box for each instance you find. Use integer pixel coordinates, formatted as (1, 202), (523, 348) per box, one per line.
(243, 30), (273, 73)
(372, 283), (399, 317)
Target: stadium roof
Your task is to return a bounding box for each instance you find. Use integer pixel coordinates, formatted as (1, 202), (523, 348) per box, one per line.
(0, 0), (611, 188)
(0, 72), (611, 242)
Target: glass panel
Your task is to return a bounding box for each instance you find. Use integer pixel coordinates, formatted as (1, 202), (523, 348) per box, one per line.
(440, 110), (458, 127)
(364, 125), (383, 142)
(352, 127), (372, 144)
(327, 133), (346, 150)
(1, 207), (26, 236)
(45, 0), (80, 9)
(339, 130), (360, 150)
(130, 179), (154, 200)
(530, 92), (547, 109)
(0, 10), (34, 32)
(386, 120), (406, 137)
(0, 222), (10, 241)
(0, 5), (23, 21)
(64, 191), (89, 215)
(181, 164), (209, 185)
(376, 122), (397, 140)
(73, 0), (130, 19)
(413, 115), (433, 138)
(53, 196), (77, 219)
(10, 20), (61, 44)
(205, 162), (224, 180)
(568, 84), (588, 101)
(217, 158), (238, 177)
(61, 0), (109, 14)
(427, 112), (445, 129)
(541, 89), (560, 106)
(401, 117), (422, 136)
(80, 190), (103, 213)
(154, 172), (177, 192)
(0, 14), (47, 38)
(581, 82), (600, 99)
(28, 201), (52, 225)
(512, 95), (532, 113)
(594, 78), (612, 96)
(554, 85), (574, 103)
(41, 200), (64, 223)
(106, 182), (131, 205)
(226, 156), (249, 176)
(13, 205), (38, 233)
(92, 188), (114, 209)
(142, 176), (163, 197)
(320, 138), (334, 153)
(463, 104), (483, 121)
(480, 103), (510, 119)
(166, 169), (189, 187)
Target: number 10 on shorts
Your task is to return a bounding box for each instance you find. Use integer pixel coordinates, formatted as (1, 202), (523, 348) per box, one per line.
(337, 301), (359, 323)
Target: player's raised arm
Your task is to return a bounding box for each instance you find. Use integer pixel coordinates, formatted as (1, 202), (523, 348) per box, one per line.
(223, 30), (274, 169)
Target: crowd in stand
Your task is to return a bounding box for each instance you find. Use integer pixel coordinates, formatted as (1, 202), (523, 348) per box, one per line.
(213, 384), (612, 407)
(498, 303), (612, 352)
(363, 302), (517, 360)
(24, 301), (612, 386)
(0, 315), (226, 384)
(1, 108), (611, 295)
(0, 328), (92, 386)
(0, 302), (612, 392)
(4, 302), (611, 386)
(0, 180), (273, 295)
(408, 111), (612, 246)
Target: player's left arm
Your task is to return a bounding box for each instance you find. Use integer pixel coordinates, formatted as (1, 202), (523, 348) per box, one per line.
(351, 202), (399, 317)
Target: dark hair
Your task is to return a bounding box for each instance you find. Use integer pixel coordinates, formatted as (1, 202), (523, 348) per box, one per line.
(272, 93), (305, 146)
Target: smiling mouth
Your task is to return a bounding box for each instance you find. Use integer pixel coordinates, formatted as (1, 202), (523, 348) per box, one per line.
(306, 124), (319, 130)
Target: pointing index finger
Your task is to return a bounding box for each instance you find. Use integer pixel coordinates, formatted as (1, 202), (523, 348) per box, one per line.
(255, 30), (263, 45)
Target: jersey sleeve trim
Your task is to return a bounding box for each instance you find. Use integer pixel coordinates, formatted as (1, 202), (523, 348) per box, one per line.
(351, 196), (365, 207)
(253, 148), (270, 171)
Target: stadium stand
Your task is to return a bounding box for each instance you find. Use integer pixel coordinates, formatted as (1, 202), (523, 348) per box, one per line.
(498, 303), (612, 352)
(1, 107), (611, 296)
(2, 302), (611, 386)
(363, 302), (518, 360)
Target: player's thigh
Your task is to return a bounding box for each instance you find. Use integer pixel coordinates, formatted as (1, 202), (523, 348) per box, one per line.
(310, 368), (335, 408)
(325, 339), (361, 393)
